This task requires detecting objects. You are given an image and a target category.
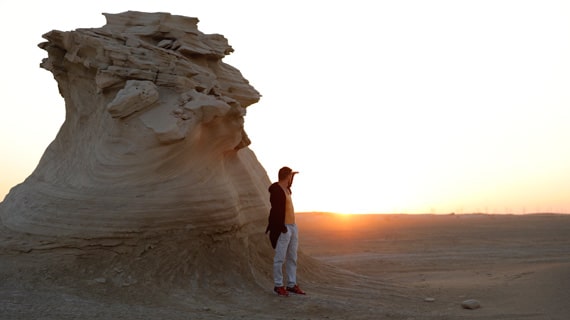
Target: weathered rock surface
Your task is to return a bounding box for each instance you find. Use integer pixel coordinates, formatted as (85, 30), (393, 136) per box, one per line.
(0, 11), (266, 239)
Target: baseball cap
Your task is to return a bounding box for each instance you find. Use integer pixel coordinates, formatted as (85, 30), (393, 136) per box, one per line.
(278, 166), (298, 180)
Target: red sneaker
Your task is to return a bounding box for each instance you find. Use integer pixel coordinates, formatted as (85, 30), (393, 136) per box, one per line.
(286, 285), (306, 295)
(274, 286), (289, 297)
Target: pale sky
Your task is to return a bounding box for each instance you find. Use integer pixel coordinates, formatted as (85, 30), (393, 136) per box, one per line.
(1, 0), (569, 214)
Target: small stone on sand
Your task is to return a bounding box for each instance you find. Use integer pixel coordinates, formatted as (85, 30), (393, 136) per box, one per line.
(94, 277), (106, 284)
(461, 299), (481, 309)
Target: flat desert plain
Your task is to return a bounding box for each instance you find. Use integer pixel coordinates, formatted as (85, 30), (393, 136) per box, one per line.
(298, 212), (570, 319)
(1, 213), (569, 319)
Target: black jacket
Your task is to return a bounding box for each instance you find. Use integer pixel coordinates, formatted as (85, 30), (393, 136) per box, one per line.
(265, 182), (290, 249)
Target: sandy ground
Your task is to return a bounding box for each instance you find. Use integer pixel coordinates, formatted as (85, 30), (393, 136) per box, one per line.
(1, 213), (569, 319)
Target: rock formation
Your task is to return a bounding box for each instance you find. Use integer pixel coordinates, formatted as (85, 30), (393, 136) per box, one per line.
(0, 11), (269, 239)
(0, 12), (409, 318)
(0, 11), (298, 293)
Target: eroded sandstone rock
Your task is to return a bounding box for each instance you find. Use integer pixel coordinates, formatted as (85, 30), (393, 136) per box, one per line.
(107, 80), (160, 118)
(0, 11), (267, 239)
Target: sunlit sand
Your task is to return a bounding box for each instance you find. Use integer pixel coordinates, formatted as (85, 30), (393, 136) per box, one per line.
(298, 212), (570, 319)
(1, 212), (568, 319)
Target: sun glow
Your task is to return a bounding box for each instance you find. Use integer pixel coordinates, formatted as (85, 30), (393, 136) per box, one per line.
(1, 1), (570, 214)
(263, 1), (570, 214)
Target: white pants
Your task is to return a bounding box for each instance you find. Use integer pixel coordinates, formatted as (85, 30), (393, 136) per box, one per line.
(273, 224), (298, 287)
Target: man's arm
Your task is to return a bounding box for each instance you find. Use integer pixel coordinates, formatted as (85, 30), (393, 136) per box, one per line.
(269, 184), (287, 233)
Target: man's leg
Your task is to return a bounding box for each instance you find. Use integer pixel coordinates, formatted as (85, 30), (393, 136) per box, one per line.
(285, 224), (298, 288)
(273, 227), (291, 287)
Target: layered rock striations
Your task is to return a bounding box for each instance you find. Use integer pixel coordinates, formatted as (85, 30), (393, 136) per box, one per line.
(0, 11), (269, 239)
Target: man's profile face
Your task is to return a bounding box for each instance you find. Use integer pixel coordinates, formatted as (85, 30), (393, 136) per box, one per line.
(287, 172), (298, 188)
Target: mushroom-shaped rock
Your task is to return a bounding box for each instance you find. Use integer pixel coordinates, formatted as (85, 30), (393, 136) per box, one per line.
(0, 11), (265, 239)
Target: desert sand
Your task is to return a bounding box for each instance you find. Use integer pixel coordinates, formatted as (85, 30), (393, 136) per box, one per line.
(1, 212), (569, 319)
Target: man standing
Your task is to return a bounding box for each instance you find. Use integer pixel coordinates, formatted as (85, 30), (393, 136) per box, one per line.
(265, 166), (306, 297)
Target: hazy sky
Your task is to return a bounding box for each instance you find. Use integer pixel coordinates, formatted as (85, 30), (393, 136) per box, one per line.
(1, 0), (569, 214)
